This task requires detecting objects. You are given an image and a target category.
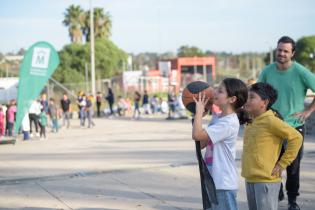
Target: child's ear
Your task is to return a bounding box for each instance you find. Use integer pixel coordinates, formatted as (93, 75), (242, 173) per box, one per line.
(263, 99), (269, 109)
(229, 96), (237, 104)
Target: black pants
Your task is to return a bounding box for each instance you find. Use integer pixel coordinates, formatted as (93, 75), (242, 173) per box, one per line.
(109, 102), (114, 115)
(39, 124), (46, 138)
(29, 113), (39, 133)
(280, 125), (304, 202)
(96, 102), (101, 117)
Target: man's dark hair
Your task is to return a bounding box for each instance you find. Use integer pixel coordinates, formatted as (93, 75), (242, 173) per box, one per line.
(277, 36), (296, 52)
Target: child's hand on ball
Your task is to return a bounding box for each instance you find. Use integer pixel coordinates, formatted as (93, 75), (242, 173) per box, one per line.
(193, 92), (209, 115)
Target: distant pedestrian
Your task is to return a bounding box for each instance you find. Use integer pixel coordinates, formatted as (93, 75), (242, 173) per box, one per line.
(60, 93), (71, 129)
(86, 95), (95, 128)
(29, 100), (42, 137)
(142, 90), (150, 114)
(0, 105), (5, 136)
(96, 91), (102, 117)
(39, 108), (47, 139)
(133, 91), (141, 119)
(48, 98), (58, 133)
(6, 100), (16, 136)
(77, 93), (86, 127)
(167, 90), (176, 118)
(40, 93), (49, 114)
(105, 88), (115, 116)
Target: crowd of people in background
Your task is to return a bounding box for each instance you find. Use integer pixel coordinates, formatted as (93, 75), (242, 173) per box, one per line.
(0, 86), (188, 142)
(99, 88), (186, 120)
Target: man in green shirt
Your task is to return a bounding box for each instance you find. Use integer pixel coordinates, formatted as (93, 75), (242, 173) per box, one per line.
(258, 36), (315, 210)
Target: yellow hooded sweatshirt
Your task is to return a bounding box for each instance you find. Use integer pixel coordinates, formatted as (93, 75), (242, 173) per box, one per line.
(241, 110), (302, 183)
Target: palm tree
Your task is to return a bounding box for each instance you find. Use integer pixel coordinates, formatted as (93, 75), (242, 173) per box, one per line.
(83, 8), (112, 42)
(63, 5), (85, 44)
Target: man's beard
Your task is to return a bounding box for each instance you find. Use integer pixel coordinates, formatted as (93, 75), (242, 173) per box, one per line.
(276, 56), (289, 64)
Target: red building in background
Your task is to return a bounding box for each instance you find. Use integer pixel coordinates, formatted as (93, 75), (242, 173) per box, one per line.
(160, 56), (216, 93)
(112, 56), (216, 94)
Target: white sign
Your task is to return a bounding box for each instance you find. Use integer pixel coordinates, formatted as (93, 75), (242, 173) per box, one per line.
(31, 47), (51, 69)
(158, 61), (171, 77)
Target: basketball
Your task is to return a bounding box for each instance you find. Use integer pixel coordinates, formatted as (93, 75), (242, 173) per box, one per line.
(182, 81), (214, 114)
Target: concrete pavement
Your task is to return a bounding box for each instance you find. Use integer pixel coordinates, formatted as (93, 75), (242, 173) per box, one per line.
(0, 116), (314, 210)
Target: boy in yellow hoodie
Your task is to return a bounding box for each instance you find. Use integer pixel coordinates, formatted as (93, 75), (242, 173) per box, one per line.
(242, 82), (302, 210)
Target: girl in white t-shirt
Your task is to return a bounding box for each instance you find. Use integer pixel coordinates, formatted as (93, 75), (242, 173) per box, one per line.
(192, 78), (248, 210)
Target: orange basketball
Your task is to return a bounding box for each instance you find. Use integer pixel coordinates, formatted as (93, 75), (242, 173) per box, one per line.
(182, 81), (214, 114)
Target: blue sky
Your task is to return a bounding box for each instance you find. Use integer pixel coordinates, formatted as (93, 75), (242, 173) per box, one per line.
(0, 0), (314, 54)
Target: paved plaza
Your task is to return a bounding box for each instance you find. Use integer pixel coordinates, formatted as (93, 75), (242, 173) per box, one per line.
(0, 116), (314, 210)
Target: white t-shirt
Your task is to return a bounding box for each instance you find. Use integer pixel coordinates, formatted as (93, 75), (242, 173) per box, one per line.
(29, 101), (42, 115)
(205, 113), (239, 190)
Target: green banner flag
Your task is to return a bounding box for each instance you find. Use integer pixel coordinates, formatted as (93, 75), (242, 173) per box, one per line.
(14, 41), (60, 134)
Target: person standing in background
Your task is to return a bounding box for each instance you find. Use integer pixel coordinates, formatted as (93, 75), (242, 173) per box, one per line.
(133, 91), (141, 119)
(96, 91), (102, 117)
(258, 36), (315, 210)
(60, 93), (71, 129)
(105, 88), (115, 116)
(39, 108), (47, 140)
(29, 100), (42, 137)
(86, 95), (95, 128)
(48, 98), (59, 133)
(0, 105), (6, 137)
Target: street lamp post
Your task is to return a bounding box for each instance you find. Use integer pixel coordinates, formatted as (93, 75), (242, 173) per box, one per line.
(90, 0), (96, 96)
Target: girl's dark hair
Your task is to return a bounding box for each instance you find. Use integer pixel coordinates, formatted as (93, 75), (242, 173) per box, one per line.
(222, 78), (248, 110)
(222, 78), (249, 124)
(250, 82), (278, 110)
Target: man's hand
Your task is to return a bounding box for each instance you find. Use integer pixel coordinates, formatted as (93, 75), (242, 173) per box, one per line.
(292, 109), (312, 123)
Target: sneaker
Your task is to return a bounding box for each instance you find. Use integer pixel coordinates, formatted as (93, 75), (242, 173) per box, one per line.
(35, 132), (40, 137)
(288, 202), (300, 210)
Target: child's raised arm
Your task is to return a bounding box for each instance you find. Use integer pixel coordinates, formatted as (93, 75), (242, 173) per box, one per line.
(192, 93), (212, 147)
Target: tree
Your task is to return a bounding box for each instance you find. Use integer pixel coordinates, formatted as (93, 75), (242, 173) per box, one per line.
(295, 36), (315, 73)
(53, 39), (127, 85)
(177, 45), (204, 57)
(63, 5), (85, 43)
(83, 8), (112, 42)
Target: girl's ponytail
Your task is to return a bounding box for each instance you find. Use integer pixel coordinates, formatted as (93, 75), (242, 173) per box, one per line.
(236, 107), (251, 125)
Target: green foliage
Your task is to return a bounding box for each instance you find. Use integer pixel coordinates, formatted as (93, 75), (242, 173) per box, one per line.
(63, 5), (85, 43)
(83, 8), (112, 42)
(177, 45), (205, 57)
(93, 38), (127, 78)
(295, 36), (315, 73)
(63, 4), (112, 43)
(53, 39), (127, 84)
